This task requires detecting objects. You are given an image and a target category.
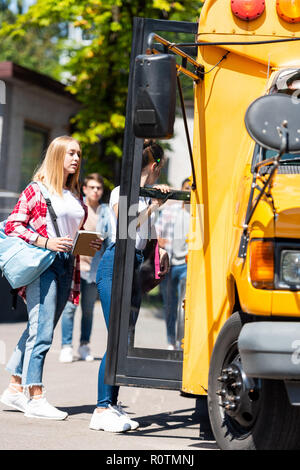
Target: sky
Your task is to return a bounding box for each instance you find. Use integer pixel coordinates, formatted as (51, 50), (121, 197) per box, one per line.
(10, 0), (35, 13)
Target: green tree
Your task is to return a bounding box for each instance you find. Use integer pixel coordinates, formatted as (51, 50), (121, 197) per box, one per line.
(0, 1), (63, 79)
(0, 0), (203, 187)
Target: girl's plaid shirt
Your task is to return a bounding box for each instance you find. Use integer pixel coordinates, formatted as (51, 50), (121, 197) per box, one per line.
(5, 182), (88, 305)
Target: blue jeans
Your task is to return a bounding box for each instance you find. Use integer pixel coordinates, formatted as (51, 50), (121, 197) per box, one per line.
(160, 263), (187, 346)
(6, 253), (74, 387)
(96, 243), (143, 408)
(61, 278), (98, 346)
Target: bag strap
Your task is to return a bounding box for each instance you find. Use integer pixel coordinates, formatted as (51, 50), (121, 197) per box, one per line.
(33, 182), (61, 238)
(146, 198), (152, 241)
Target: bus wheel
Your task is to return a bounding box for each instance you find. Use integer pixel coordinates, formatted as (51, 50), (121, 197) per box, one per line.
(208, 311), (300, 450)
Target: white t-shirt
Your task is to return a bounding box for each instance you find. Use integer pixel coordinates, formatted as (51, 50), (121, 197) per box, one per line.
(109, 186), (155, 251)
(46, 189), (85, 239)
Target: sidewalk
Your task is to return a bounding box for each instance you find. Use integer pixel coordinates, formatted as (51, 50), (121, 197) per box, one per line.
(0, 300), (217, 450)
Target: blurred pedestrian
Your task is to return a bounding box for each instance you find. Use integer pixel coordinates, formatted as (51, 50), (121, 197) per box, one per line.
(156, 178), (191, 349)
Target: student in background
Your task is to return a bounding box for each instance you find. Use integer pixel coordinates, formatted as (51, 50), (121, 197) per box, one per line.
(156, 178), (191, 349)
(59, 173), (111, 363)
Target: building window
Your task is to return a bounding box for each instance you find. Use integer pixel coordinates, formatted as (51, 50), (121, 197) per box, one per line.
(20, 124), (49, 191)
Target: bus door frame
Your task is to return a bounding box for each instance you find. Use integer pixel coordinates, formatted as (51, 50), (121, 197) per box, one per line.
(105, 17), (198, 390)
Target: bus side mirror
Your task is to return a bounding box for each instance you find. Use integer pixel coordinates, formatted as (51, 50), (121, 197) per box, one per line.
(245, 94), (300, 152)
(132, 54), (177, 139)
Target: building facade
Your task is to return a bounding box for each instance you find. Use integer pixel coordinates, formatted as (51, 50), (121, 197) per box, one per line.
(0, 61), (79, 218)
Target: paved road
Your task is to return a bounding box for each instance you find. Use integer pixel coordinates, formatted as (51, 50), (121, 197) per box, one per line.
(0, 300), (217, 450)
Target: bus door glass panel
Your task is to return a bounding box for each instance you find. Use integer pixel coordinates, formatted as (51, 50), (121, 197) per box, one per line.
(130, 187), (191, 353)
(127, 25), (195, 354)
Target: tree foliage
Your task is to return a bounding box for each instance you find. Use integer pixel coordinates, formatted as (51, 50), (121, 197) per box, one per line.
(0, 1), (63, 79)
(0, 0), (203, 186)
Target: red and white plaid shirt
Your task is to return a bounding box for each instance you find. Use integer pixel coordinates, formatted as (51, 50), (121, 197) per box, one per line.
(5, 182), (88, 305)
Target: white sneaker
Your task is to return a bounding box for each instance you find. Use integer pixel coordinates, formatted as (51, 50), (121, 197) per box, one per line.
(89, 408), (131, 432)
(59, 346), (73, 363)
(0, 387), (28, 412)
(24, 396), (68, 420)
(78, 344), (94, 362)
(111, 403), (139, 430)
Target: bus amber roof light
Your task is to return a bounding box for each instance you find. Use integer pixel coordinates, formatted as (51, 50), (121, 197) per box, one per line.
(277, 0), (300, 23)
(250, 240), (274, 289)
(231, 0), (265, 21)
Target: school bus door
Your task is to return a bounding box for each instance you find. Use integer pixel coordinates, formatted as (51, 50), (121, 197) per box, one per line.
(105, 17), (197, 390)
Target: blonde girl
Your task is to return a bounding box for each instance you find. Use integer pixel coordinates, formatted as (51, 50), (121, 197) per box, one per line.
(0, 136), (99, 420)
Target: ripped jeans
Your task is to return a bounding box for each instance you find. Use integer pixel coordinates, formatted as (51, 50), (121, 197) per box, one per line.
(6, 253), (74, 388)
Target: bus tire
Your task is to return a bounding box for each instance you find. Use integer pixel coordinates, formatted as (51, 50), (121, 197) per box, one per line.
(208, 311), (300, 450)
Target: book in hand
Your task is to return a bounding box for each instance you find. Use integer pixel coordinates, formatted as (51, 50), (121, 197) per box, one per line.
(72, 231), (102, 256)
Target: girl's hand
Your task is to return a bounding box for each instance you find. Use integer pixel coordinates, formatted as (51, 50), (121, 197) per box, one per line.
(151, 184), (171, 208)
(89, 238), (103, 251)
(158, 248), (170, 277)
(153, 184), (170, 193)
(47, 236), (73, 252)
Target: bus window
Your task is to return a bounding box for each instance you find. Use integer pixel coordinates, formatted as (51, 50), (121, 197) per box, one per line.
(252, 145), (300, 169)
(263, 149), (300, 162)
(270, 68), (300, 95)
(251, 68), (300, 170)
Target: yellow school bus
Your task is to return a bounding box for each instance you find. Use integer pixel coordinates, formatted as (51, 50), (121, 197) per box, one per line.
(105, 0), (300, 450)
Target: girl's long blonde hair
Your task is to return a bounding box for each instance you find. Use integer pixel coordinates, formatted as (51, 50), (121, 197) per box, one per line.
(33, 136), (81, 196)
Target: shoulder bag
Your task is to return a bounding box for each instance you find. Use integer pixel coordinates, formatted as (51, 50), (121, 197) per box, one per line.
(0, 182), (60, 289)
(140, 238), (163, 294)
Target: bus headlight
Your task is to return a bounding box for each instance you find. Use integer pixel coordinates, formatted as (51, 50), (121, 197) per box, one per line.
(281, 251), (300, 286)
